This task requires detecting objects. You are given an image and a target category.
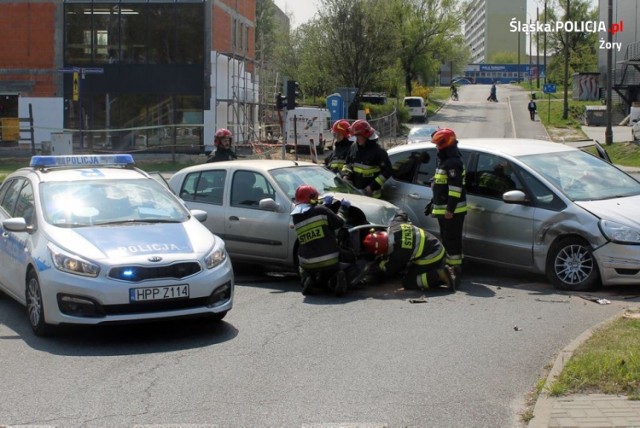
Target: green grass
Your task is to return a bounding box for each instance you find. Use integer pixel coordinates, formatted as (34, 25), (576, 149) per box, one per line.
(427, 86), (451, 116)
(547, 310), (640, 398)
(584, 142), (640, 167)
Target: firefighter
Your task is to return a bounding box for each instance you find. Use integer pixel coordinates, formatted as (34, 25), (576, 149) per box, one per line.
(425, 128), (467, 277)
(290, 184), (352, 296)
(324, 119), (353, 173)
(207, 128), (238, 162)
(362, 211), (458, 292)
(340, 119), (392, 198)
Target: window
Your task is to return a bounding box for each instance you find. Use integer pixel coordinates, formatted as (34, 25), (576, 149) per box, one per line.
(470, 154), (522, 199)
(390, 150), (435, 185)
(13, 183), (35, 226)
(180, 170), (226, 205)
(0, 179), (25, 216)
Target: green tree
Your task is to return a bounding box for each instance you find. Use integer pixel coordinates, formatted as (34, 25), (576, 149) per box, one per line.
(544, 0), (598, 84)
(387, 0), (464, 95)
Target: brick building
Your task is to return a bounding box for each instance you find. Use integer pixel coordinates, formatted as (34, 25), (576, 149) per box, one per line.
(0, 0), (258, 153)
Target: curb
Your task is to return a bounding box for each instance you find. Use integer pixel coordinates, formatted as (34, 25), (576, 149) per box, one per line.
(528, 309), (628, 427)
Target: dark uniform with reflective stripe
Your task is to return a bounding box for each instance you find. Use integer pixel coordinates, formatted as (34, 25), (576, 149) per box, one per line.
(324, 139), (351, 173)
(378, 211), (447, 290)
(207, 147), (238, 163)
(292, 204), (344, 272)
(341, 139), (392, 198)
(430, 146), (467, 269)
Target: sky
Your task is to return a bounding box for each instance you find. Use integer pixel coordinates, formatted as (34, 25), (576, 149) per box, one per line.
(272, 0), (600, 29)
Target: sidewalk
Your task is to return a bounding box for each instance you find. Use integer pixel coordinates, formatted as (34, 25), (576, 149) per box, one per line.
(528, 310), (640, 428)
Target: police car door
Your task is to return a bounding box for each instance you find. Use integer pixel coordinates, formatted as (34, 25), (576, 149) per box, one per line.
(0, 178), (34, 300)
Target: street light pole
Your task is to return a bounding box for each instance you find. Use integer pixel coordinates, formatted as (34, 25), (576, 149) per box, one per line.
(536, 6), (540, 89)
(562, 0), (570, 120)
(543, 0), (547, 84)
(605, 0), (613, 145)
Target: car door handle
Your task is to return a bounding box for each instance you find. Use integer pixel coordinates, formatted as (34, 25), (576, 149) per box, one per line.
(229, 216), (240, 221)
(468, 204), (485, 212)
(408, 193), (422, 200)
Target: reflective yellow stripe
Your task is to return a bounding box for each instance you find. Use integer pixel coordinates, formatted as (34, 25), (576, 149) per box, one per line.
(413, 246), (445, 265)
(414, 228), (426, 258)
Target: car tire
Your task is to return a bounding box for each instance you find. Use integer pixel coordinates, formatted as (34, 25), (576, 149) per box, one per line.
(546, 237), (600, 291)
(26, 270), (53, 336)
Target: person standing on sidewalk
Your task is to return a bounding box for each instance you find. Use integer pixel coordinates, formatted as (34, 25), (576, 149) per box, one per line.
(528, 98), (537, 121)
(425, 128), (467, 278)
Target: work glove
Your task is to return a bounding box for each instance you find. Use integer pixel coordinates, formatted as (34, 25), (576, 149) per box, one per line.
(323, 195), (334, 206)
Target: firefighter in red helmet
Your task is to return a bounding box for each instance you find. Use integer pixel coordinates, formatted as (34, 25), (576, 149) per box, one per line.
(340, 119), (392, 198)
(290, 184), (354, 296)
(324, 119), (353, 173)
(425, 128), (467, 280)
(362, 211), (458, 292)
(207, 128), (238, 163)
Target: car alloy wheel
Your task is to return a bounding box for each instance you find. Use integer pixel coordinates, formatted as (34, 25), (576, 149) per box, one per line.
(547, 237), (599, 291)
(26, 270), (51, 336)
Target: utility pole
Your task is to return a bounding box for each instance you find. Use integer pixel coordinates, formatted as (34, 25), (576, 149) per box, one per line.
(536, 6), (540, 89)
(605, 0), (613, 145)
(562, 0), (570, 120)
(543, 0), (547, 84)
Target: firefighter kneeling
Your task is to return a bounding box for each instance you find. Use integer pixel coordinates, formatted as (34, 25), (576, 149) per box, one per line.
(291, 185), (355, 297)
(362, 211), (459, 292)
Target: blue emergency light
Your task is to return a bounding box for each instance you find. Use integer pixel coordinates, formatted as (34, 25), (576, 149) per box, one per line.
(30, 154), (135, 168)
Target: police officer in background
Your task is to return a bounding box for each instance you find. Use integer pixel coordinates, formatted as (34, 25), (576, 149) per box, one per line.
(340, 119), (392, 198)
(324, 119), (352, 173)
(425, 128), (467, 278)
(207, 128), (238, 163)
(362, 211), (458, 292)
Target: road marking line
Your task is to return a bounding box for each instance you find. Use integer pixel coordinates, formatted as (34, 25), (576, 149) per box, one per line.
(507, 95), (517, 138)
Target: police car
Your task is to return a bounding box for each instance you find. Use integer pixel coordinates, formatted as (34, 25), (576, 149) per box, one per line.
(0, 155), (234, 336)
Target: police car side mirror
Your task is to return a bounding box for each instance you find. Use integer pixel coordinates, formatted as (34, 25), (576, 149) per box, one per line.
(3, 218), (32, 233)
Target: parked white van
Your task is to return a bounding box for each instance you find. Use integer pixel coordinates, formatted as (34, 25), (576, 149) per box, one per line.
(403, 96), (427, 123)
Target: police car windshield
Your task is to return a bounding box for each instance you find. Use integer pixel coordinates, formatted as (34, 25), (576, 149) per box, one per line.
(41, 179), (189, 227)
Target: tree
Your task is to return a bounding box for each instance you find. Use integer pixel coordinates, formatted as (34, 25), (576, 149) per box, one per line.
(488, 51), (519, 64)
(387, 0), (464, 95)
(544, 0), (598, 84)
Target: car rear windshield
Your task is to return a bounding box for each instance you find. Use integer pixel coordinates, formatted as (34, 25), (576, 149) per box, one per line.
(404, 98), (423, 107)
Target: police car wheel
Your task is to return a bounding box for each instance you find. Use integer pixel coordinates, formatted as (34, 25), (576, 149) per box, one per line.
(26, 270), (53, 337)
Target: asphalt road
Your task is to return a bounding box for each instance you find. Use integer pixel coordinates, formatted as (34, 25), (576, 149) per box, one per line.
(1, 84), (638, 427)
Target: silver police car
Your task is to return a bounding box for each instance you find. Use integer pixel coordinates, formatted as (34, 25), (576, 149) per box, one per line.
(0, 155), (233, 336)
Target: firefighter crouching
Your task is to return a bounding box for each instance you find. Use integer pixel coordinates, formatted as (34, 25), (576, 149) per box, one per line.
(290, 185), (356, 296)
(362, 211), (459, 292)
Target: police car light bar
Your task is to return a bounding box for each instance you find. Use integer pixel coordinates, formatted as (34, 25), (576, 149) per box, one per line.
(30, 154), (135, 168)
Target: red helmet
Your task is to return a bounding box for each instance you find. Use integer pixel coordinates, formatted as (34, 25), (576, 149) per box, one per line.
(214, 128), (233, 146)
(350, 119), (375, 139)
(331, 119), (351, 138)
(363, 230), (389, 256)
(294, 184), (319, 205)
(431, 128), (457, 150)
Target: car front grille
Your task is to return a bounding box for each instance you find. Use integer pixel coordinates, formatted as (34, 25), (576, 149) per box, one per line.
(108, 262), (202, 282)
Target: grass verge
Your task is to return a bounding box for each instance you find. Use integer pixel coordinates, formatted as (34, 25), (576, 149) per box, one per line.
(583, 142), (640, 168)
(547, 309), (640, 399)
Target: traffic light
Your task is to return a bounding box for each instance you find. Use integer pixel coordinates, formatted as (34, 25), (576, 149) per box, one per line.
(275, 92), (286, 110)
(286, 80), (300, 110)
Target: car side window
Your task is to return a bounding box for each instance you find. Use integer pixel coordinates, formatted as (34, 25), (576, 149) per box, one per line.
(180, 171), (226, 205)
(519, 169), (566, 211)
(231, 171), (270, 207)
(390, 150), (435, 185)
(470, 154), (522, 199)
(13, 182), (35, 226)
(0, 178), (25, 217)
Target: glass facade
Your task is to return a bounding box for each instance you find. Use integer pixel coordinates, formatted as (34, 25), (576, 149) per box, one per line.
(63, 1), (205, 152)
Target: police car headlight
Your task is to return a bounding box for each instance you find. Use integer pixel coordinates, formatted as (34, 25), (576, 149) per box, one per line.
(205, 246), (227, 269)
(48, 243), (100, 277)
(600, 220), (640, 244)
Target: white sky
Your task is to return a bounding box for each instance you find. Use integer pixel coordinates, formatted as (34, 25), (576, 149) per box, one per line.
(272, 0), (599, 29)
